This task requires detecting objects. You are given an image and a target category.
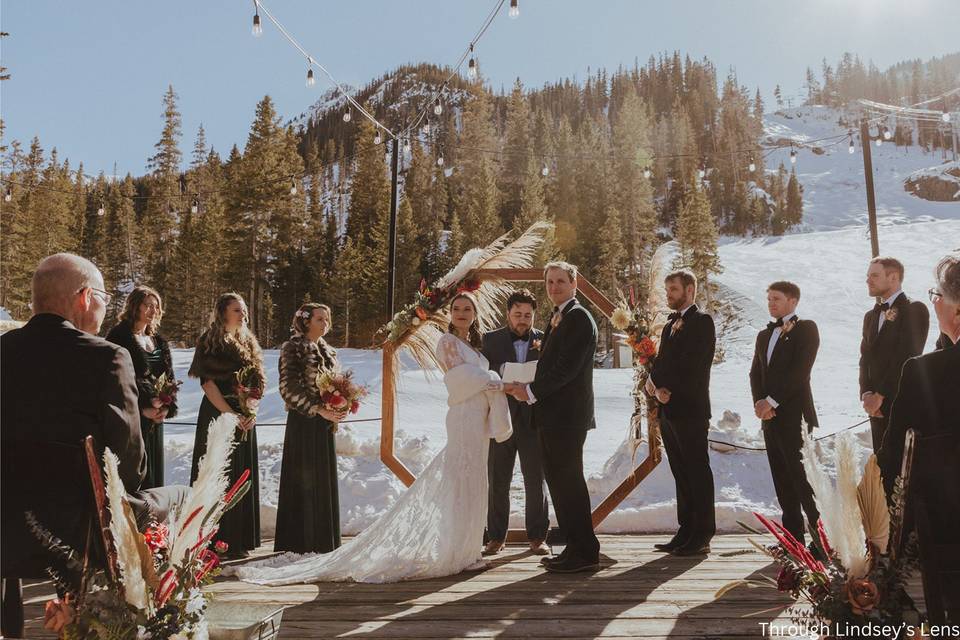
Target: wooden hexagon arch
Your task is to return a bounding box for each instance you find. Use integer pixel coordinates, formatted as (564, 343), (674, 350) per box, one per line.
(378, 268), (662, 540)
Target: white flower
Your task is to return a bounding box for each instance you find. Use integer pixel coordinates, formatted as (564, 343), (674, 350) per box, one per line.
(412, 317), (421, 326)
(611, 307), (632, 331)
(136, 626), (152, 640)
(185, 589), (205, 615)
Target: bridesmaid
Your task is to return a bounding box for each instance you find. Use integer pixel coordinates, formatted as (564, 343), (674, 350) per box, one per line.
(106, 285), (177, 489)
(188, 292), (265, 558)
(274, 303), (346, 553)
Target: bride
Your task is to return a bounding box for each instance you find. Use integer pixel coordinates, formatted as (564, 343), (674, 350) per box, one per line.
(231, 292), (512, 584)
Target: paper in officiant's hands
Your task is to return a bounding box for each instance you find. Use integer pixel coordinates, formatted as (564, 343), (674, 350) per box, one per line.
(502, 361), (538, 384)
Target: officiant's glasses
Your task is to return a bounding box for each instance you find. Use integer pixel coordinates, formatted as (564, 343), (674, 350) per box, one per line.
(928, 288), (942, 303)
(77, 286), (113, 306)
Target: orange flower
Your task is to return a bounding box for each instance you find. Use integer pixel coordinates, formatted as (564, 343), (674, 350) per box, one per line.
(43, 597), (75, 633)
(639, 336), (657, 357)
(415, 306), (428, 321)
(845, 578), (880, 615)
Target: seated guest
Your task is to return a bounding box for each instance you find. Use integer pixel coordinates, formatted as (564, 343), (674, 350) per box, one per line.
(879, 254), (960, 497)
(1, 254), (187, 581)
(106, 286), (177, 489)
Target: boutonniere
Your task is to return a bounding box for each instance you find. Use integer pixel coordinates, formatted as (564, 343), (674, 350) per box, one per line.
(531, 338), (542, 350)
(670, 318), (684, 335)
(884, 308), (898, 322)
(780, 318), (797, 334)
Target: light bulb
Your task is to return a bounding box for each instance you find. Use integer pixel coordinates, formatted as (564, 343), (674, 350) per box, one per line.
(342, 108), (352, 123)
(290, 179), (298, 195)
(698, 167), (706, 179)
(437, 153), (444, 166)
(748, 161), (756, 172)
(306, 68), (315, 87)
(252, 12), (263, 37)
(3, 187), (11, 202)
(422, 121), (431, 135)
(509, 0), (519, 18)
(541, 164), (549, 177)
(875, 138), (882, 147)
(883, 128), (892, 140)
(942, 112), (951, 123)
(643, 167), (651, 179)
(433, 99), (443, 116)
(467, 57), (477, 80)
(374, 130), (382, 145)
(849, 139), (856, 154)
(191, 198), (199, 214)
(790, 149), (797, 164)
(97, 203), (105, 216)
(403, 138), (411, 153)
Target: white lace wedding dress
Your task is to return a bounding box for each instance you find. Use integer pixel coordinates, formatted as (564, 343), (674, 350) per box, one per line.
(231, 333), (512, 584)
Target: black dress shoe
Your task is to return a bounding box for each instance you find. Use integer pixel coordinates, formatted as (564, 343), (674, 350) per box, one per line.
(544, 555), (600, 573)
(653, 535), (687, 553)
(540, 552), (566, 566)
(671, 541), (710, 556)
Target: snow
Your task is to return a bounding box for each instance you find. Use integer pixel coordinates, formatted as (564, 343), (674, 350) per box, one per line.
(158, 106), (959, 536)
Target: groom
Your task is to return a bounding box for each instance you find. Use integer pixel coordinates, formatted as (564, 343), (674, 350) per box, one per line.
(506, 261), (599, 573)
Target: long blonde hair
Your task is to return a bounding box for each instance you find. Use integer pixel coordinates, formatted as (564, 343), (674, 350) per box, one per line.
(196, 292), (262, 363)
(447, 292), (482, 349)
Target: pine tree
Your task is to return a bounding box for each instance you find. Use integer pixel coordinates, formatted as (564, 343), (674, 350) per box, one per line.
(774, 85), (783, 109)
(456, 84), (501, 248)
(785, 169), (804, 229)
(611, 88), (656, 274)
(674, 179), (722, 308)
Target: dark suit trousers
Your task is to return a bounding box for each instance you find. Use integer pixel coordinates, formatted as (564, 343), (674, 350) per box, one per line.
(661, 415), (716, 542)
(869, 414), (890, 456)
(762, 419), (820, 544)
(538, 428), (599, 560)
(487, 425), (549, 541)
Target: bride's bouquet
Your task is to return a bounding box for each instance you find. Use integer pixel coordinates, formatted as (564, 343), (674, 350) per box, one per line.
(315, 369), (368, 415)
(35, 415), (252, 639)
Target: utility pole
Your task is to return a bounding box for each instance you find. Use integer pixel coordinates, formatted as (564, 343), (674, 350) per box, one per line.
(859, 118), (880, 257)
(385, 137), (401, 321)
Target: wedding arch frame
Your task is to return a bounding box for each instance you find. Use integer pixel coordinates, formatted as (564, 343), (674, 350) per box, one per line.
(378, 267), (663, 541)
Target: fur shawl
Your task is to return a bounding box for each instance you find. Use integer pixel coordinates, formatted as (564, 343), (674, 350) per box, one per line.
(188, 330), (266, 386)
(105, 320), (178, 418)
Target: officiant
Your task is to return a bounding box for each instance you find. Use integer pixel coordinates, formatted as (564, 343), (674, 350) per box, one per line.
(481, 289), (550, 556)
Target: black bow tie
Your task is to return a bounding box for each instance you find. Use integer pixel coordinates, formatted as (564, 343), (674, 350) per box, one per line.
(875, 302), (890, 313)
(668, 311), (682, 322)
(767, 318), (785, 331)
(510, 331), (530, 342)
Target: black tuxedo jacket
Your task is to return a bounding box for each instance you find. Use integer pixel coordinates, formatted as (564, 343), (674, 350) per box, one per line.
(749, 317), (819, 428)
(878, 340), (960, 495)
(530, 299), (597, 432)
(649, 305), (715, 421)
(1, 314), (147, 575)
(482, 326), (543, 432)
(859, 293), (929, 413)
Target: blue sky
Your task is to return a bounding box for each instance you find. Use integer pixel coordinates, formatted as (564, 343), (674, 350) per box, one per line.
(2, 0), (958, 177)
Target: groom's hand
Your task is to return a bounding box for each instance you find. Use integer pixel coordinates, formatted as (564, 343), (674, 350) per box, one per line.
(505, 383), (530, 402)
(654, 388), (671, 404)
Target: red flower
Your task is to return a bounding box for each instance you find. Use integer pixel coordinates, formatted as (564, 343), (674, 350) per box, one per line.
(159, 393), (173, 405)
(776, 566), (800, 592)
(845, 578), (880, 615)
(214, 540), (229, 555)
(143, 523), (169, 553)
(415, 306), (428, 321)
(329, 393), (346, 407)
(350, 401), (360, 414)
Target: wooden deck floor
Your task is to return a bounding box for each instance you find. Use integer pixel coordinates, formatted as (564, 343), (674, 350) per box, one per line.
(22, 534), (831, 639)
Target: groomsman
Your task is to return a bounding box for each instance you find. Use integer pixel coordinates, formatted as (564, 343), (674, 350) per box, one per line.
(646, 270), (716, 556)
(505, 261), (600, 573)
(749, 281), (820, 546)
(481, 289), (550, 556)
(859, 257), (929, 454)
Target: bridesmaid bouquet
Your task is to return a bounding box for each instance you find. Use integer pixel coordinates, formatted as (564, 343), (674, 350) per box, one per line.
(230, 365), (264, 441)
(316, 369), (368, 415)
(150, 372), (181, 413)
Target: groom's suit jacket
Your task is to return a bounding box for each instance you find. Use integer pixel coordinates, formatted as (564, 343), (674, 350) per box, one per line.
(749, 316), (820, 429)
(530, 298), (597, 432)
(858, 293), (928, 416)
(482, 326), (543, 431)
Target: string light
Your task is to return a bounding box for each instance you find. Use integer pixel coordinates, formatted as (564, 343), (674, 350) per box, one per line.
(882, 125), (892, 140)
(306, 65), (315, 87)
(875, 137), (883, 147)
(97, 201), (105, 216)
(541, 163), (549, 177)
(436, 152), (444, 166)
(643, 167), (651, 179)
(290, 178), (298, 195)
(467, 45), (477, 80)
(748, 156), (756, 172)
(848, 133), (856, 154)
(509, 0), (519, 18)
(422, 120), (431, 135)
(374, 130), (383, 145)
(342, 107), (351, 123)
(252, 5), (263, 37)
(191, 198), (199, 214)
(4, 187), (11, 202)
(433, 98), (443, 116)
(789, 148), (797, 165)
(943, 112), (951, 123)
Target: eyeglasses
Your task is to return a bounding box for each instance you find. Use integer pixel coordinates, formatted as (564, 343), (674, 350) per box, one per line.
(928, 288), (942, 303)
(77, 286), (113, 306)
